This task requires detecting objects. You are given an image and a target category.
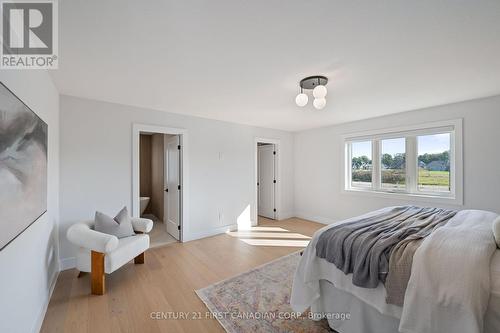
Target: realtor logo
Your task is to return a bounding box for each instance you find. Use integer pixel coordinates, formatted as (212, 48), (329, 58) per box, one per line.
(1, 0), (58, 69)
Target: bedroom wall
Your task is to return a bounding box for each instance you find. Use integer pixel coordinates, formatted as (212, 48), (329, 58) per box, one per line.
(0, 72), (60, 333)
(294, 95), (500, 223)
(58, 95), (294, 267)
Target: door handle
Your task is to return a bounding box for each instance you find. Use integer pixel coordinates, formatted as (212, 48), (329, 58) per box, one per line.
(165, 188), (168, 192)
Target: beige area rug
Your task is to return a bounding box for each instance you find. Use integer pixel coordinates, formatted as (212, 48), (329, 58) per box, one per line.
(195, 252), (334, 333)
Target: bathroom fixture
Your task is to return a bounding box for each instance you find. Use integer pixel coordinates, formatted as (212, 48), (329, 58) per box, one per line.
(140, 196), (150, 215)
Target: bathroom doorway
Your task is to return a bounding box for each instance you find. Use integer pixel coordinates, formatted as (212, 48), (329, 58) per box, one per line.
(257, 142), (276, 219)
(132, 124), (186, 246)
(139, 133), (178, 247)
(254, 137), (280, 225)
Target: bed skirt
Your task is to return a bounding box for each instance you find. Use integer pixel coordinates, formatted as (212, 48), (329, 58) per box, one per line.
(312, 280), (400, 333)
(312, 279), (500, 333)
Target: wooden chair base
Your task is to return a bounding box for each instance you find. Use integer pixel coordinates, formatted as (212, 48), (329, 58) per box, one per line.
(134, 252), (145, 264)
(90, 251), (146, 295)
(91, 251), (105, 295)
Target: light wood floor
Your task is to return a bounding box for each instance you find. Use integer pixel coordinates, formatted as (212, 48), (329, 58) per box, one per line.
(41, 217), (322, 333)
(146, 215), (178, 248)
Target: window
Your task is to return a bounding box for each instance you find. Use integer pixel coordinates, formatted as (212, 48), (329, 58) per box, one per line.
(350, 141), (372, 188)
(381, 137), (406, 191)
(344, 120), (462, 204)
(417, 133), (451, 193)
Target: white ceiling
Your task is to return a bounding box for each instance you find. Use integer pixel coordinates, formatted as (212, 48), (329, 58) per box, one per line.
(51, 0), (500, 131)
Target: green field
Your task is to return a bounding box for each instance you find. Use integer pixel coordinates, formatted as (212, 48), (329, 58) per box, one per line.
(352, 169), (450, 188)
(417, 170), (450, 187)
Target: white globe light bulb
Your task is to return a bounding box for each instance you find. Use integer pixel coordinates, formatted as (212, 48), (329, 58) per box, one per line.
(295, 93), (308, 107)
(313, 85), (327, 99)
(313, 98), (326, 110)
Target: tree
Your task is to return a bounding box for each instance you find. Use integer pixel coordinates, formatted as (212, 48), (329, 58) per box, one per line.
(391, 153), (406, 170)
(418, 150), (450, 171)
(352, 156), (372, 170)
(360, 156), (371, 170)
(352, 157), (362, 170)
(381, 153), (393, 169)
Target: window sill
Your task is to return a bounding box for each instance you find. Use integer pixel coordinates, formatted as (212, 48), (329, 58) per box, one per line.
(342, 187), (463, 206)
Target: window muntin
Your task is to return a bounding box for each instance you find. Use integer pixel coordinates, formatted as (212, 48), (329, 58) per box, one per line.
(350, 141), (372, 188)
(417, 133), (451, 193)
(380, 137), (406, 191)
(344, 123), (459, 201)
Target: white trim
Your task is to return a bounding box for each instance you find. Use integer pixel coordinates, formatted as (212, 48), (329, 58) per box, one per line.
(132, 123), (189, 242)
(294, 212), (338, 225)
(342, 119), (463, 205)
(59, 256), (76, 270)
(277, 211), (295, 220)
(32, 270), (59, 333)
(342, 187), (462, 205)
(184, 224), (238, 242)
(341, 119), (461, 141)
(254, 137), (281, 225)
(372, 140), (380, 189)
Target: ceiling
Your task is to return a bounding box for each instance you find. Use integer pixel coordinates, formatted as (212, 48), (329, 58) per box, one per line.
(51, 0), (500, 131)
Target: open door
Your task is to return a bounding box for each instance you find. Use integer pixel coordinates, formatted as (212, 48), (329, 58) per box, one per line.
(258, 144), (276, 219)
(164, 135), (180, 240)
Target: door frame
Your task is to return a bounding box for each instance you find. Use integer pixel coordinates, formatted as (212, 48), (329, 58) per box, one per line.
(132, 124), (188, 242)
(254, 137), (281, 225)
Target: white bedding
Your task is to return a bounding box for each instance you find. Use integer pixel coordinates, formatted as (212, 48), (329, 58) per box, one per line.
(291, 207), (500, 333)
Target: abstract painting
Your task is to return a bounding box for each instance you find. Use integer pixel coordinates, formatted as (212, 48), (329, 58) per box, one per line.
(0, 82), (47, 251)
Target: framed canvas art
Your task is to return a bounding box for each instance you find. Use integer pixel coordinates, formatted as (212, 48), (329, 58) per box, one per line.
(0, 82), (48, 251)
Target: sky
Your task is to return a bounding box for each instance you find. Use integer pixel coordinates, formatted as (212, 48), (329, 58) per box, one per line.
(352, 133), (450, 158)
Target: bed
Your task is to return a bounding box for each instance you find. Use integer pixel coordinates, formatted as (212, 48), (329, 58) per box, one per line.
(291, 206), (500, 333)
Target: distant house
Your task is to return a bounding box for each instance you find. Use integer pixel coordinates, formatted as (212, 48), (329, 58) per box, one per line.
(418, 161), (426, 169)
(426, 160), (448, 171)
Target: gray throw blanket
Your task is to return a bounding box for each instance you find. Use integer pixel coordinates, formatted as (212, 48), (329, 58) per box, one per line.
(315, 206), (457, 299)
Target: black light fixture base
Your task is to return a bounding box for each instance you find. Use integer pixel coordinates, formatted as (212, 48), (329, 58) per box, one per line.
(299, 76), (328, 90)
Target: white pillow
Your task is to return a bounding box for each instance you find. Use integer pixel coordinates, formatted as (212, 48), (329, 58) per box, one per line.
(493, 216), (500, 248)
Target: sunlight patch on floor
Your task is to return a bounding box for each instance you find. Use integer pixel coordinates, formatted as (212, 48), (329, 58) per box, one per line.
(229, 224), (311, 247)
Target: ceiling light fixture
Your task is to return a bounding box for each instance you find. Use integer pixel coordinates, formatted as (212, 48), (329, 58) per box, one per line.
(295, 90), (308, 107)
(295, 75), (328, 109)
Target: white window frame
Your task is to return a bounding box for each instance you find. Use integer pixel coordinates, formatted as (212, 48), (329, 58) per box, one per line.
(342, 119), (463, 205)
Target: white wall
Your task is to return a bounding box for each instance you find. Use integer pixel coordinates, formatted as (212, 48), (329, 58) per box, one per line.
(0, 72), (60, 333)
(294, 95), (500, 224)
(59, 95), (294, 266)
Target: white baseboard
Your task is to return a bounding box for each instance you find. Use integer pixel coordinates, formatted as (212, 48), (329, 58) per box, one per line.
(277, 211), (295, 220)
(184, 224), (238, 242)
(32, 269), (59, 333)
(59, 257), (76, 270)
(294, 212), (338, 225)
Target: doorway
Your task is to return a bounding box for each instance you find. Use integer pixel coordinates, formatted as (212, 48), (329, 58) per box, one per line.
(255, 138), (280, 224)
(132, 124), (187, 244)
(138, 133), (179, 247)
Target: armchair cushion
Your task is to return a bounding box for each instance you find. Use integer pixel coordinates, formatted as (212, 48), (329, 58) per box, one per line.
(131, 217), (153, 233)
(76, 234), (149, 273)
(95, 207), (135, 239)
(67, 220), (119, 253)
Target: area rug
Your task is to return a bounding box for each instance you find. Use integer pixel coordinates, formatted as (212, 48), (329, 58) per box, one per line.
(195, 252), (333, 333)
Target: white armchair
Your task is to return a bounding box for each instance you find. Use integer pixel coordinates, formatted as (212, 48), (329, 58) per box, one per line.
(67, 217), (153, 295)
